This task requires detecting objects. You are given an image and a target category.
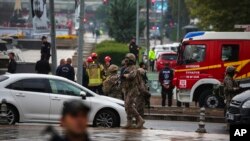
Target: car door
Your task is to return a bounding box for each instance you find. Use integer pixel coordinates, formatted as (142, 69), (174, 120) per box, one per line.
(8, 78), (50, 120)
(48, 79), (91, 121)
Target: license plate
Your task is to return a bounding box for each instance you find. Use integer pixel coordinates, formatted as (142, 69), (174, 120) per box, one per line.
(227, 114), (234, 120)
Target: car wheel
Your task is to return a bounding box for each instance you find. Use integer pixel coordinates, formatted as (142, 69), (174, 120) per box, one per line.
(94, 109), (119, 128)
(6, 106), (18, 125)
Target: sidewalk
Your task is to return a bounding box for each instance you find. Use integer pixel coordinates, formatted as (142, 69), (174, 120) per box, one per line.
(145, 101), (225, 123)
(0, 124), (229, 141)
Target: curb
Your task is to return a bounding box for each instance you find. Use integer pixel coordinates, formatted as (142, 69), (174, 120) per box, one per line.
(144, 113), (225, 123)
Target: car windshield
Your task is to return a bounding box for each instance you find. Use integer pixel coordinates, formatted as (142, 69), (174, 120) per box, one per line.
(0, 76), (9, 82)
(182, 45), (206, 64)
(161, 54), (177, 61)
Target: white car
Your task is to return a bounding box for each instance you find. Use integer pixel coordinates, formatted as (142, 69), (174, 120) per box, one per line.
(0, 74), (127, 127)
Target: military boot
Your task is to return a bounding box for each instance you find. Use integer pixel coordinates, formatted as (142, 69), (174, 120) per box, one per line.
(135, 116), (145, 129)
(122, 120), (133, 129)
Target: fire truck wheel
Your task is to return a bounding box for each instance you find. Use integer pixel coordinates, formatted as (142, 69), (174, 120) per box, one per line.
(199, 89), (223, 108)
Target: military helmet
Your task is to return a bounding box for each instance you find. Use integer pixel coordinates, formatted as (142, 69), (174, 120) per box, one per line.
(226, 66), (236, 74)
(108, 64), (119, 73)
(125, 53), (136, 62)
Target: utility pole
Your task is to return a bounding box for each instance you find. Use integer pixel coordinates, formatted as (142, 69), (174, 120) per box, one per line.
(77, 0), (85, 85)
(160, 0), (164, 44)
(176, 0), (181, 42)
(146, 0), (150, 68)
(136, 0), (140, 46)
(49, 0), (57, 74)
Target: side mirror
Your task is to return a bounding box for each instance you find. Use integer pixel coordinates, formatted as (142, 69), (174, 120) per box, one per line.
(80, 91), (87, 100)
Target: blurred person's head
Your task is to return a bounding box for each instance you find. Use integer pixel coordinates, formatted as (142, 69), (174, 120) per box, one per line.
(61, 100), (90, 139)
(8, 52), (15, 60)
(131, 38), (135, 43)
(108, 64), (119, 75)
(139, 62), (146, 70)
(67, 58), (72, 65)
(41, 36), (47, 42)
(152, 47), (155, 51)
(125, 53), (136, 66)
(60, 59), (66, 66)
(165, 62), (170, 68)
(91, 53), (98, 61)
(121, 59), (128, 67)
(104, 56), (111, 66)
(33, 0), (46, 18)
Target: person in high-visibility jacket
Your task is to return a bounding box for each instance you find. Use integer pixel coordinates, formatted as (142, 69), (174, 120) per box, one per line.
(86, 53), (105, 95)
(148, 47), (156, 71)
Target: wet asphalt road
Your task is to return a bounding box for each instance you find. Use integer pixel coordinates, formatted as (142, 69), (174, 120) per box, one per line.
(0, 120), (229, 141)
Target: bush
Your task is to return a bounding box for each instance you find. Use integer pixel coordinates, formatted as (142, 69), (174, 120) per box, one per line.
(94, 40), (129, 66)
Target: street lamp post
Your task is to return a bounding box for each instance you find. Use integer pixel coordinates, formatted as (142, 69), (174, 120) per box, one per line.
(176, 0), (181, 42)
(77, 0), (85, 85)
(146, 0), (150, 68)
(136, 0), (140, 46)
(49, 0), (57, 74)
(160, 0), (164, 45)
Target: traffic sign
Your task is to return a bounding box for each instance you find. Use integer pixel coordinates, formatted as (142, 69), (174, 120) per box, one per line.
(234, 24), (250, 32)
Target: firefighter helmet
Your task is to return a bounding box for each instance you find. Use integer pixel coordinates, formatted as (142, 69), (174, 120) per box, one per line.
(91, 53), (98, 58)
(226, 66), (236, 74)
(108, 65), (119, 73)
(105, 56), (111, 63)
(87, 56), (93, 63)
(125, 53), (136, 62)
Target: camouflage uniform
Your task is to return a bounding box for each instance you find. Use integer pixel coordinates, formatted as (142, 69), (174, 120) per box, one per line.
(224, 66), (239, 109)
(123, 65), (140, 119)
(103, 65), (122, 99)
(122, 53), (145, 128)
(223, 66), (239, 130)
(136, 68), (149, 117)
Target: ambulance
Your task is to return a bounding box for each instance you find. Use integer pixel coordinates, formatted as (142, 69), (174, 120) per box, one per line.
(174, 31), (250, 108)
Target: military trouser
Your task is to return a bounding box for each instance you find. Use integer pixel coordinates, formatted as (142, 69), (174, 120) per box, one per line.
(124, 88), (140, 121)
(224, 94), (234, 116)
(161, 88), (173, 107)
(136, 94), (145, 118)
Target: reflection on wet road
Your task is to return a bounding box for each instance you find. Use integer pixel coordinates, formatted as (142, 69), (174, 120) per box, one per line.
(0, 124), (229, 141)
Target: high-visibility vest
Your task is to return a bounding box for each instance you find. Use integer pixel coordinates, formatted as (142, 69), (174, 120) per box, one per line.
(87, 63), (103, 86)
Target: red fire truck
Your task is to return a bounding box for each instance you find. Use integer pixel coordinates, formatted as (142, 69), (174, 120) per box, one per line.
(174, 31), (250, 108)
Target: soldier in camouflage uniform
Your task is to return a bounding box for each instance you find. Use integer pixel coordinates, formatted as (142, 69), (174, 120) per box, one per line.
(224, 66), (240, 109)
(121, 53), (145, 129)
(224, 66), (240, 130)
(103, 65), (123, 99)
(136, 67), (150, 118)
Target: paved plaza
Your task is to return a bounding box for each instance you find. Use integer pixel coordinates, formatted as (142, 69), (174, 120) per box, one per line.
(0, 122), (229, 141)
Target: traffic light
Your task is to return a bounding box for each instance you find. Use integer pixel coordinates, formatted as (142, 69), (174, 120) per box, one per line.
(151, 0), (156, 6)
(103, 0), (108, 5)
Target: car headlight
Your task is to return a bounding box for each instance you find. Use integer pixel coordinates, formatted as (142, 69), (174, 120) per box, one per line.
(242, 100), (250, 109)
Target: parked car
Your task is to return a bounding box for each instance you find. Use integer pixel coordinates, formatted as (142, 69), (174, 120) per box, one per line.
(150, 29), (161, 40)
(226, 90), (250, 124)
(0, 74), (126, 127)
(156, 52), (177, 71)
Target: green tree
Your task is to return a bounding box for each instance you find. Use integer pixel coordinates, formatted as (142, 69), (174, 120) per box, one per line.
(164, 0), (190, 40)
(186, 0), (250, 31)
(106, 0), (145, 42)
